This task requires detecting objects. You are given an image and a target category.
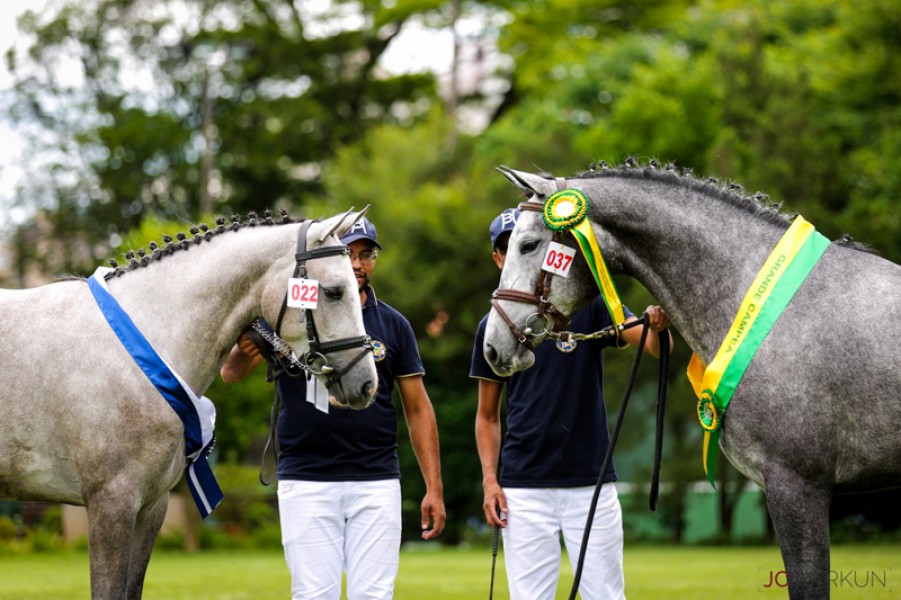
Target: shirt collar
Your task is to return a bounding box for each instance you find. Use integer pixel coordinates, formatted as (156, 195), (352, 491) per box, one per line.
(362, 285), (378, 309)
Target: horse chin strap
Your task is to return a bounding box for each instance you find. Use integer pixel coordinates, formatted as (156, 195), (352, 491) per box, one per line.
(272, 219), (373, 391)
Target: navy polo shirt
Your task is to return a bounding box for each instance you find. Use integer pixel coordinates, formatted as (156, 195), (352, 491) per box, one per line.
(470, 297), (633, 487)
(276, 286), (425, 481)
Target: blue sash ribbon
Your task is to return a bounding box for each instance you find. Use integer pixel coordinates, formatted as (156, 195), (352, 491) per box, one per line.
(88, 269), (223, 518)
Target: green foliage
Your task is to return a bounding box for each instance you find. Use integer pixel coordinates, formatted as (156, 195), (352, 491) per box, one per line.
(0, 516), (19, 540)
(6, 0), (442, 276)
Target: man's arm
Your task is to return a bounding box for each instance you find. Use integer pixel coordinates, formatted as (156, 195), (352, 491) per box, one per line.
(396, 374), (446, 540)
(620, 305), (673, 358)
(220, 332), (265, 383)
(475, 378), (507, 528)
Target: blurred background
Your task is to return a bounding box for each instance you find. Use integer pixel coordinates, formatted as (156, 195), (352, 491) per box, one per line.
(1, 0), (899, 551)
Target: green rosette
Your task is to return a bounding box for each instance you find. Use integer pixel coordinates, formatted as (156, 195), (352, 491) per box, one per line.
(697, 392), (720, 432)
(544, 189), (590, 231)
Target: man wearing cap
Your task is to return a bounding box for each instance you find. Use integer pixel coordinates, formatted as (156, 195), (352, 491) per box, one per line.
(470, 208), (671, 600)
(221, 217), (445, 600)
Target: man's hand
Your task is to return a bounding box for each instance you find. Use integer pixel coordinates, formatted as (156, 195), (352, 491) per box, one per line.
(237, 331), (262, 358)
(645, 305), (671, 332)
(420, 489), (446, 540)
(482, 476), (508, 529)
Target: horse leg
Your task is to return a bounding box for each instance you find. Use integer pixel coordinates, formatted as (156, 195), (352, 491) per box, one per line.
(85, 491), (140, 599)
(125, 493), (170, 600)
(764, 469), (832, 600)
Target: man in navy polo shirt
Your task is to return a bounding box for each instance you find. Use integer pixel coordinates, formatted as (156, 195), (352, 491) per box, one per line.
(471, 208), (671, 600)
(222, 217), (445, 600)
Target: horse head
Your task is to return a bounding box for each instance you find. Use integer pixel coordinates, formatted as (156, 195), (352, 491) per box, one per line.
(484, 167), (598, 376)
(261, 210), (378, 410)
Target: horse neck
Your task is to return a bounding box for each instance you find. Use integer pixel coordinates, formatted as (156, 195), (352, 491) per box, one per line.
(102, 223), (299, 393)
(583, 175), (792, 360)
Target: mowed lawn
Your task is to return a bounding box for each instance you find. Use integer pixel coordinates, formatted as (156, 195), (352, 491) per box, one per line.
(0, 544), (898, 599)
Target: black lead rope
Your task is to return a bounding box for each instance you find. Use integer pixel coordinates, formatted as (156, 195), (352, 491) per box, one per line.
(488, 506), (501, 600)
(649, 331), (670, 511)
(565, 315), (670, 600)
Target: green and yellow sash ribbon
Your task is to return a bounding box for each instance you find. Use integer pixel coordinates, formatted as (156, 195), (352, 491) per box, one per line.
(687, 216), (830, 486)
(543, 189), (627, 328)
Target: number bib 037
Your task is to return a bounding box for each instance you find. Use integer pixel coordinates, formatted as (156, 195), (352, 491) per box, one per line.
(287, 277), (319, 309)
(541, 241), (576, 277)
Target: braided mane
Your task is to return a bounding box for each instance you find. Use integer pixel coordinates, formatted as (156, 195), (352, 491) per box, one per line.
(104, 209), (303, 280)
(573, 158), (875, 252)
(573, 157), (794, 228)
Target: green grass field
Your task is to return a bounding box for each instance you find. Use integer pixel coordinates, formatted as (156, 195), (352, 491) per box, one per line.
(0, 544), (897, 599)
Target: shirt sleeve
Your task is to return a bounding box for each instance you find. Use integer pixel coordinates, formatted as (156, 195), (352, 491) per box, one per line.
(469, 314), (505, 382)
(393, 314), (425, 377)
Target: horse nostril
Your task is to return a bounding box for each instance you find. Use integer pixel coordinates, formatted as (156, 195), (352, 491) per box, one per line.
(485, 343), (499, 366)
(362, 380), (376, 399)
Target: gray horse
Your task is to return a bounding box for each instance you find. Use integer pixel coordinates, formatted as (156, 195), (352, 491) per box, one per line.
(484, 163), (901, 599)
(0, 210), (378, 599)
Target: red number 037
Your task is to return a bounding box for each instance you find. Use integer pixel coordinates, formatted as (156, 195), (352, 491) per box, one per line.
(545, 249), (573, 272)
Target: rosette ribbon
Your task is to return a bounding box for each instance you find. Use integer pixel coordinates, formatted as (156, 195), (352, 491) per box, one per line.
(687, 216), (830, 487)
(543, 189), (627, 328)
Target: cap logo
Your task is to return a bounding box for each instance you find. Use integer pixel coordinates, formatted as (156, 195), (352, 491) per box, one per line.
(348, 221), (369, 235)
(500, 212), (518, 229)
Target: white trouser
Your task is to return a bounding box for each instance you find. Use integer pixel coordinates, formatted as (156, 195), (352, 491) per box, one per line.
(502, 485), (625, 600)
(277, 479), (402, 600)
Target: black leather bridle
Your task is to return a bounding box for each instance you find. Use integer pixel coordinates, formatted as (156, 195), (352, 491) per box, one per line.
(272, 219), (373, 389)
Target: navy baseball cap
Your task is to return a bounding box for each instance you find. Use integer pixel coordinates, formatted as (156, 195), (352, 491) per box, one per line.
(489, 208), (520, 250)
(340, 216), (382, 249)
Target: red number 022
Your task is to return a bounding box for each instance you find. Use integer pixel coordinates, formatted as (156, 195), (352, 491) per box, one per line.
(292, 283), (318, 303)
(546, 250), (572, 271)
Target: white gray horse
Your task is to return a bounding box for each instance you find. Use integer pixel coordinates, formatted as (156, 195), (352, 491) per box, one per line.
(484, 162), (901, 599)
(0, 210), (378, 599)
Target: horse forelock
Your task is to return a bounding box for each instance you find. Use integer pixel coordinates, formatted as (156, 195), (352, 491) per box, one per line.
(101, 209), (307, 280)
(574, 158), (795, 229)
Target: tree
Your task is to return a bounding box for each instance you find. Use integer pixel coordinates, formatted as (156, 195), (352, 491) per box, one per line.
(5, 0), (441, 277)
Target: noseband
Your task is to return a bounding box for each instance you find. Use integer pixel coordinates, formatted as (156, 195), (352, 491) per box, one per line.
(270, 219), (373, 389)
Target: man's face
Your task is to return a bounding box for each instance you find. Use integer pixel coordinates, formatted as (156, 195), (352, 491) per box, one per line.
(348, 239), (377, 291)
(492, 232), (510, 270)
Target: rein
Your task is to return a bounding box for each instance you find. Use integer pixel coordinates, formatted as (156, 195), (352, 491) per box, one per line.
(567, 314), (669, 600)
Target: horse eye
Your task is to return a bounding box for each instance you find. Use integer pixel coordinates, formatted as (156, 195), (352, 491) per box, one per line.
(322, 286), (344, 300)
(520, 240), (540, 254)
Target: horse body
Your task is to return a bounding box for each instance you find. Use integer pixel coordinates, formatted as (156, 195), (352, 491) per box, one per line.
(0, 213), (378, 599)
(485, 165), (901, 599)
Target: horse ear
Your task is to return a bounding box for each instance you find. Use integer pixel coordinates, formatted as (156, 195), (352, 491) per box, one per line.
(317, 206), (357, 242)
(496, 166), (557, 199)
(317, 205), (371, 243)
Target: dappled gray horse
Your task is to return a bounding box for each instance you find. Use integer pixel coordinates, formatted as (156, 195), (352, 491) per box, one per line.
(0, 210), (378, 599)
(484, 162), (901, 599)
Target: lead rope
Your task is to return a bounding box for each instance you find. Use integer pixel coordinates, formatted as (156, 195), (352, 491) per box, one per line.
(488, 504), (501, 600)
(566, 315), (670, 600)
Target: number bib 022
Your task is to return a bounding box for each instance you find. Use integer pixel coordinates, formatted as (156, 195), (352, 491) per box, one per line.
(287, 277), (319, 309)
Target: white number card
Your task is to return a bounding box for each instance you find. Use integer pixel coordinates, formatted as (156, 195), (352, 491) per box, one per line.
(287, 278), (319, 309)
(541, 241), (576, 277)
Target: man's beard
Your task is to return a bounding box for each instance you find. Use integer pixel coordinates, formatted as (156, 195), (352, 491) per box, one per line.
(356, 271), (370, 291)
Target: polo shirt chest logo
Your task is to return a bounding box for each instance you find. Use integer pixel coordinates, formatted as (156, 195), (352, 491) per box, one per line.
(371, 339), (387, 362)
